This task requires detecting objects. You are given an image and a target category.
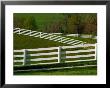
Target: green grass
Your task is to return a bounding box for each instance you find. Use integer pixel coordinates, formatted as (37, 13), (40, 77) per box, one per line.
(14, 66), (97, 75)
(13, 13), (97, 75)
(14, 33), (68, 49)
(14, 33), (96, 50)
(14, 33), (97, 75)
(14, 61), (97, 70)
(61, 35), (97, 44)
(14, 33), (96, 66)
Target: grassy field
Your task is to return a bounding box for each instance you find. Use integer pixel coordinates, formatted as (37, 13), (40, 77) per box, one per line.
(14, 33), (96, 50)
(14, 60), (97, 75)
(66, 36), (96, 44)
(14, 33), (96, 65)
(14, 34), (97, 75)
(14, 66), (97, 75)
(59, 35), (96, 44)
(13, 13), (97, 75)
(14, 33), (68, 49)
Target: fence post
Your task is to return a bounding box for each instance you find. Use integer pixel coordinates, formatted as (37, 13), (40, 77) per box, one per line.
(95, 43), (97, 60)
(30, 30), (31, 36)
(49, 34), (52, 40)
(39, 32), (42, 38)
(18, 28), (21, 34)
(23, 49), (27, 66)
(58, 46), (61, 63)
(60, 38), (62, 43)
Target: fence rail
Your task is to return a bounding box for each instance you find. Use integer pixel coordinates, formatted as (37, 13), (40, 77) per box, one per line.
(14, 28), (86, 46)
(14, 44), (97, 66)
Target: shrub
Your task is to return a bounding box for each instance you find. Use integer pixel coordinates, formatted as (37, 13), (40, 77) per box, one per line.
(14, 15), (38, 31)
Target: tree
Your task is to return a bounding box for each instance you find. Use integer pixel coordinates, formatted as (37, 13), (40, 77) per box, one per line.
(62, 14), (84, 36)
(14, 15), (38, 31)
(83, 14), (97, 36)
(23, 16), (38, 30)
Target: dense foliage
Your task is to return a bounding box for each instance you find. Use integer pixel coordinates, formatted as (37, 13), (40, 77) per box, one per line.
(14, 13), (97, 35)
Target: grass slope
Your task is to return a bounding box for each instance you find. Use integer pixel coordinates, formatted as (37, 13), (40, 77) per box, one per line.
(14, 66), (97, 75)
(14, 34), (68, 49)
(14, 34), (97, 75)
(67, 36), (97, 44)
(60, 35), (97, 44)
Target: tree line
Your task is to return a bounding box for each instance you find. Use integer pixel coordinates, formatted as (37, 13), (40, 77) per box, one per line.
(14, 13), (97, 35)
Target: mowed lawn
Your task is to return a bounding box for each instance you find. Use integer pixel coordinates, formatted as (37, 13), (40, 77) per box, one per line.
(14, 33), (68, 49)
(14, 33), (96, 49)
(14, 66), (97, 75)
(14, 34), (97, 75)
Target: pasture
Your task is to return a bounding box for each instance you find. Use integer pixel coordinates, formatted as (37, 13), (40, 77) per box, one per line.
(13, 13), (97, 75)
(14, 66), (97, 75)
(14, 33), (97, 75)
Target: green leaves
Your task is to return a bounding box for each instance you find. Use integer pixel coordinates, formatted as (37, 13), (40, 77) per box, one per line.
(14, 13), (97, 35)
(14, 15), (38, 31)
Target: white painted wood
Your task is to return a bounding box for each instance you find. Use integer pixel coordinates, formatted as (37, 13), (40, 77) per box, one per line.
(30, 31), (37, 33)
(24, 32), (31, 36)
(29, 52), (58, 56)
(52, 33), (62, 35)
(53, 37), (65, 42)
(66, 41), (76, 45)
(23, 49), (27, 65)
(14, 28), (87, 46)
(13, 30), (20, 33)
(53, 36), (64, 41)
(40, 34), (50, 38)
(14, 60), (23, 62)
(58, 46), (61, 63)
(14, 28), (20, 30)
(66, 54), (95, 59)
(49, 36), (61, 40)
(30, 62), (58, 65)
(67, 40), (82, 45)
(14, 44), (96, 66)
(65, 49), (95, 54)
(27, 47), (57, 51)
(41, 33), (48, 35)
(71, 41), (83, 45)
(30, 57), (57, 61)
(14, 55), (24, 57)
(44, 35), (57, 39)
(67, 39), (82, 44)
(14, 50), (23, 52)
(95, 43), (97, 60)
(34, 34), (42, 37)
(19, 30), (31, 34)
(20, 29), (27, 31)
(62, 44), (95, 49)
(65, 59), (96, 63)
(29, 32), (39, 36)
(58, 38), (69, 42)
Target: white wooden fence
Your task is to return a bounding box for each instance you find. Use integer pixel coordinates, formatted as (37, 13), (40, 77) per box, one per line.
(14, 28), (86, 46)
(14, 44), (97, 66)
(66, 34), (97, 39)
(45, 33), (96, 39)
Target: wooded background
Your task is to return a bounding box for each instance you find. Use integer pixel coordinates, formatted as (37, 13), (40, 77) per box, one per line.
(14, 13), (97, 35)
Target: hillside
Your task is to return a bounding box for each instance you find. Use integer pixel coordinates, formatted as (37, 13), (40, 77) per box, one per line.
(14, 33), (68, 49)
